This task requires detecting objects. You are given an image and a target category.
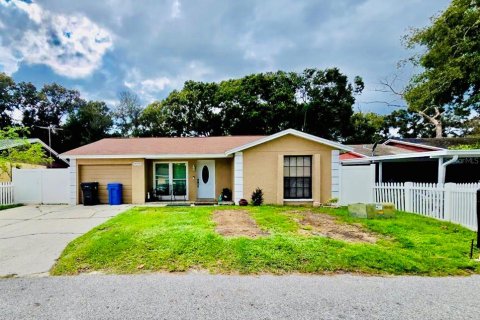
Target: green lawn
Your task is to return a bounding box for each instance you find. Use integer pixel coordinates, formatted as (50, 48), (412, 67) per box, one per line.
(51, 206), (480, 276)
(0, 204), (22, 211)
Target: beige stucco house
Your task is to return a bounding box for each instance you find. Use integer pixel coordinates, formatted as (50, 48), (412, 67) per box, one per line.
(61, 129), (352, 205)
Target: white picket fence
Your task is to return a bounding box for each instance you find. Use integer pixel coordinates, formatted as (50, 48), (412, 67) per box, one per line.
(374, 182), (479, 231)
(0, 182), (15, 205)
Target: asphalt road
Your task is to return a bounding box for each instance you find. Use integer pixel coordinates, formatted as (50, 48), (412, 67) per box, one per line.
(1, 274), (479, 319)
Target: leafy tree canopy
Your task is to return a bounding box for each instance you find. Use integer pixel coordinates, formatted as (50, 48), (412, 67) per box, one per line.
(404, 0), (480, 137)
(0, 127), (52, 180)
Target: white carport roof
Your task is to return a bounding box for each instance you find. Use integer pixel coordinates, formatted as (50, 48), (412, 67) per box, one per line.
(341, 149), (480, 165)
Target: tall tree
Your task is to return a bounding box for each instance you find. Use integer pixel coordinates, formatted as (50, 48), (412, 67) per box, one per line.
(346, 112), (388, 143)
(162, 81), (222, 136)
(63, 101), (113, 151)
(20, 83), (82, 150)
(403, 0), (480, 137)
(139, 101), (170, 137)
(0, 73), (16, 128)
(219, 71), (300, 135)
(300, 68), (364, 140)
(142, 68), (361, 139)
(112, 90), (143, 137)
(383, 109), (435, 138)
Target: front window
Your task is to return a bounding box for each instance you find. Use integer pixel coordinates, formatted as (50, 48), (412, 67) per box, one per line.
(284, 156), (312, 199)
(154, 162), (187, 198)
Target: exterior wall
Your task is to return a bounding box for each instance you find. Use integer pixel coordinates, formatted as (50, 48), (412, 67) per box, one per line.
(77, 158), (144, 204)
(242, 134), (336, 204)
(215, 158), (233, 199)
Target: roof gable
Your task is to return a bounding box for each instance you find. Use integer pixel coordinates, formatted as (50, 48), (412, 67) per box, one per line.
(225, 129), (352, 155)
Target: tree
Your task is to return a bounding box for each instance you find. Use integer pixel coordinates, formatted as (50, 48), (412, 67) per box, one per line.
(139, 101), (170, 137)
(162, 81), (222, 136)
(63, 101), (113, 151)
(346, 112), (388, 143)
(112, 91), (143, 137)
(0, 73), (16, 128)
(300, 68), (364, 140)
(141, 68), (362, 139)
(219, 71), (300, 135)
(0, 127), (52, 181)
(19, 83), (82, 150)
(402, 0), (480, 137)
(383, 109), (435, 138)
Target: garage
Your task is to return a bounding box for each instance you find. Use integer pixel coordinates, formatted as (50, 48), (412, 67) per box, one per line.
(79, 164), (132, 204)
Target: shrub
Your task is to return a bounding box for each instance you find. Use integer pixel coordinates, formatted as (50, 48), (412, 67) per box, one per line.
(238, 199), (248, 206)
(221, 188), (232, 201)
(251, 187), (264, 206)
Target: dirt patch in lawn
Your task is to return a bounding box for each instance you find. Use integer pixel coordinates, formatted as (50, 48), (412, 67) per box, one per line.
(213, 210), (269, 238)
(294, 211), (378, 243)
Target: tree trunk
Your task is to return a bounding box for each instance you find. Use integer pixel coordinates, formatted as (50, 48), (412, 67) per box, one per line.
(419, 107), (443, 138)
(434, 120), (443, 138)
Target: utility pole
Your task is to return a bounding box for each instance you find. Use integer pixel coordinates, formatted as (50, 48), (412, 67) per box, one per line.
(36, 125), (64, 157)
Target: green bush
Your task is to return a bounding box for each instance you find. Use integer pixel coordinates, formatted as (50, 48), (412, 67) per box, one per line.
(251, 187), (264, 206)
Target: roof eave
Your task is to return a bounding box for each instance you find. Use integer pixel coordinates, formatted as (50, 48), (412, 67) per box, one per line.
(383, 139), (444, 151)
(60, 153), (233, 160)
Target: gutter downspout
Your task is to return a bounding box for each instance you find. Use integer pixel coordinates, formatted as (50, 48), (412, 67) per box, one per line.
(438, 155), (459, 184)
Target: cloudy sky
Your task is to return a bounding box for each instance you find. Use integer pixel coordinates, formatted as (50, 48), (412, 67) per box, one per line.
(0, 0), (450, 113)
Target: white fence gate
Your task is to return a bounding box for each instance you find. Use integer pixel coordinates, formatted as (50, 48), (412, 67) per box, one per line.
(374, 182), (479, 231)
(0, 182), (14, 205)
(12, 168), (70, 204)
(339, 164), (375, 205)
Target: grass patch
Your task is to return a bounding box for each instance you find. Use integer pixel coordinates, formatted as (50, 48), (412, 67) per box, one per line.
(51, 206), (480, 276)
(0, 204), (22, 211)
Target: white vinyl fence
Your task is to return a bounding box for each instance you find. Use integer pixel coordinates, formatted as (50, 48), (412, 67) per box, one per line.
(0, 182), (14, 205)
(12, 168), (69, 204)
(374, 182), (479, 231)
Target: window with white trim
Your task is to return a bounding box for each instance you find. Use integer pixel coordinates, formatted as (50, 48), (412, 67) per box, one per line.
(284, 156), (312, 199)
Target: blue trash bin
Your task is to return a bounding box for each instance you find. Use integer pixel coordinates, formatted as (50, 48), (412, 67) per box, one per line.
(107, 183), (123, 205)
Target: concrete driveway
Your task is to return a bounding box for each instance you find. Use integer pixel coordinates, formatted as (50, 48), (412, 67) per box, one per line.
(0, 204), (130, 277)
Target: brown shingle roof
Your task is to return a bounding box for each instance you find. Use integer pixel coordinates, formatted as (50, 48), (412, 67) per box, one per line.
(62, 136), (266, 156)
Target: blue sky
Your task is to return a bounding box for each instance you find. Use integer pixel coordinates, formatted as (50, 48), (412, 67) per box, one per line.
(0, 0), (450, 114)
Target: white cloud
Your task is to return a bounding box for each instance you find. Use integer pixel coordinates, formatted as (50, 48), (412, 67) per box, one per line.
(123, 61), (213, 103)
(124, 69), (172, 103)
(0, 36), (20, 74)
(171, 0), (181, 19)
(0, 0), (113, 78)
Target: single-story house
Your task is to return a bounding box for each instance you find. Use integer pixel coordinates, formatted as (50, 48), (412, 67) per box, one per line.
(0, 138), (69, 182)
(60, 129), (352, 205)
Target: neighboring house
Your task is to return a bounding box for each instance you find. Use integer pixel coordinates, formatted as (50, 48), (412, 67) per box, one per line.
(341, 138), (480, 184)
(0, 138), (69, 182)
(60, 129), (352, 205)
(340, 139), (442, 160)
